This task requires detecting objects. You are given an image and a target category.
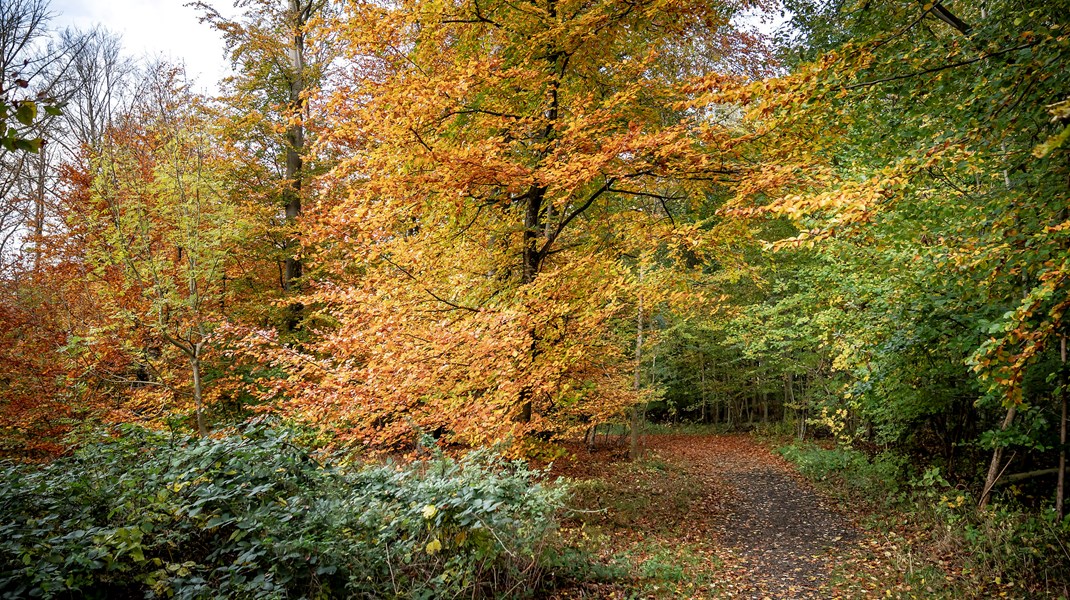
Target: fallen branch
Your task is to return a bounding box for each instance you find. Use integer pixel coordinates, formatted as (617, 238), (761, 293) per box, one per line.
(994, 467), (1060, 486)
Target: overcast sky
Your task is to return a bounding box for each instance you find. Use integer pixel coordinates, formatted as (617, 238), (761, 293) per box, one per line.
(45, 1), (785, 96)
(50, 0), (231, 93)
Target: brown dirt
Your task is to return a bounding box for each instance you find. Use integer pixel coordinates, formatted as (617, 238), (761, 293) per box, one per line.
(550, 434), (859, 599)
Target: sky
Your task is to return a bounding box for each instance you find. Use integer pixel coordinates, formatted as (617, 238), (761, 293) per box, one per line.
(45, 0), (788, 96)
(50, 0), (232, 93)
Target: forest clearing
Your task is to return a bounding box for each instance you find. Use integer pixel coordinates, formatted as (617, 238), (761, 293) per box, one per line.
(1, 0), (1068, 597)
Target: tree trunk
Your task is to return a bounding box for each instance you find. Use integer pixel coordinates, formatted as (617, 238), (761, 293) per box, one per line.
(762, 385), (769, 423)
(515, 2), (561, 421)
(981, 258), (1033, 508)
(980, 405), (1016, 508)
(1057, 335), (1067, 519)
(282, 0), (307, 291)
(630, 269), (643, 461)
(700, 358), (707, 423)
(191, 353), (208, 437)
(33, 146), (46, 272)
(788, 372), (804, 440)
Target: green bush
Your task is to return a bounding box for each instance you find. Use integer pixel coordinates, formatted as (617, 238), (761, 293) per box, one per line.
(0, 426), (565, 599)
(777, 443), (905, 504)
(913, 468), (1070, 592)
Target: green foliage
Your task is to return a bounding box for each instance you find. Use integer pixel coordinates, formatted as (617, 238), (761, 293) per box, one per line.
(777, 443), (905, 504)
(783, 443), (1070, 595)
(539, 545), (630, 586)
(0, 426), (564, 598)
(0, 98), (52, 153)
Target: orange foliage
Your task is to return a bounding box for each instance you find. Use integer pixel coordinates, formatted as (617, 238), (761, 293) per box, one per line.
(223, 0), (774, 451)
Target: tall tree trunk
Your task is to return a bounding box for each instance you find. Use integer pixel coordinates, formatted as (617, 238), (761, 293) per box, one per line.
(788, 372), (804, 440)
(700, 357), (707, 423)
(982, 251), (1031, 508)
(630, 268), (643, 461)
(516, 0), (560, 422)
(191, 351), (208, 437)
(33, 146), (46, 272)
(282, 0), (307, 292)
(1057, 335), (1067, 519)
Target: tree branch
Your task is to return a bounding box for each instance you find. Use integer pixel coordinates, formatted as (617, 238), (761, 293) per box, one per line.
(382, 256), (481, 313)
(846, 43), (1034, 90)
(539, 178), (614, 257)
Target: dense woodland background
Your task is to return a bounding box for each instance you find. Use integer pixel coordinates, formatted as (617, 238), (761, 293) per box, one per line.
(0, 0), (1068, 597)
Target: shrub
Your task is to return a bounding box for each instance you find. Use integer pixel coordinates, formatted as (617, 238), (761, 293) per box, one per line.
(0, 426), (565, 599)
(913, 468), (1070, 593)
(777, 443), (904, 504)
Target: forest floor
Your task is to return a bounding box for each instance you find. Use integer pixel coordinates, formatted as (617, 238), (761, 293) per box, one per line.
(547, 433), (932, 599)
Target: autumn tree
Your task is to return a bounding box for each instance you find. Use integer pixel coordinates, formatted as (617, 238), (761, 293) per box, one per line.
(237, 0), (773, 451)
(0, 0), (98, 274)
(704, 0), (1070, 506)
(79, 64), (244, 435)
(193, 0), (338, 313)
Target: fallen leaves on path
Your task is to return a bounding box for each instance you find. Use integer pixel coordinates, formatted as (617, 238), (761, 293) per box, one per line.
(545, 434), (861, 599)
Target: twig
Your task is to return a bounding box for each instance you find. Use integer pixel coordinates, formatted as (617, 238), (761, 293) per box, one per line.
(846, 43), (1035, 90)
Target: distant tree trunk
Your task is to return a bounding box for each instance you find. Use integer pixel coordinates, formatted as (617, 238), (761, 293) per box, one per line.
(190, 351), (208, 437)
(788, 372), (804, 440)
(700, 358), (707, 423)
(980, 405), (1016, 508)
(1057, 335), (1067, 519)
(630, 270), (644, 461)
(33, 146), (46, 272)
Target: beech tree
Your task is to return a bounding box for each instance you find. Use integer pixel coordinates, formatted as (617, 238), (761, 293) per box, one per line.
(82, 65), (243, 435)
(704, 0), (1070, 508)
(194, 0), (338, 304)
(235, 0), (773, 450)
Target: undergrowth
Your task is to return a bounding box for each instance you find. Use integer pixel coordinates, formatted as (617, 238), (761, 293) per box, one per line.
(0, 425), (564, 599)
(545, 451), (725, 598)
(778, 441), (1070, 598)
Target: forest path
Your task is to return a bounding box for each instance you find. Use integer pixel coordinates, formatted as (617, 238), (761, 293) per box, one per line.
(650, 434), (858, 598)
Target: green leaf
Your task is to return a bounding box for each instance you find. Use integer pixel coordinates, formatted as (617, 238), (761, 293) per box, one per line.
(12, 138), (41, 153)
(15, 101), (36, 127)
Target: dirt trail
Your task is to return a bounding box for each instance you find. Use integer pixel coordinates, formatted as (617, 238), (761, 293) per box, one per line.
(650, 435), (858, 598)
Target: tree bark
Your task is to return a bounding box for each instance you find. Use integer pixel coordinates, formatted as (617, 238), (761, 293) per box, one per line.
(630, 267), (644, 461)
(995, 468), (1060, 486)
(191, 351), (208, 437)
(33, 145), (46, 272)
(282, 0), (307, 292)
(700, 357), (707, 423)
(1057, 335), (1067, 519)
(980, 405), (1016, 508)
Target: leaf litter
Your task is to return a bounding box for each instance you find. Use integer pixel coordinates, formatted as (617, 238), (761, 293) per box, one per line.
(546, 434), (864, 598)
